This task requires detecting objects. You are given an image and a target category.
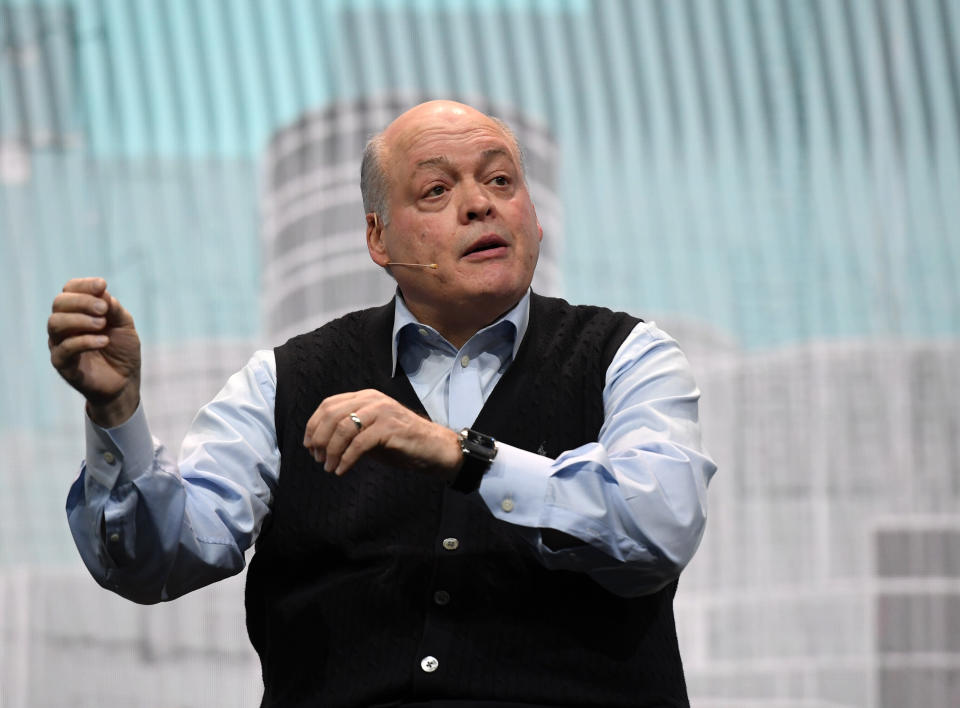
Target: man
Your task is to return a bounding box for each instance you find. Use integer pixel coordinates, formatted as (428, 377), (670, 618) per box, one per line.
(49, 101), (716, 707)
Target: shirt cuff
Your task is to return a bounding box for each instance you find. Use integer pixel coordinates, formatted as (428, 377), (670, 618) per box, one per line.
(84, 401), (157, 493)
(478, 442), (554, 527)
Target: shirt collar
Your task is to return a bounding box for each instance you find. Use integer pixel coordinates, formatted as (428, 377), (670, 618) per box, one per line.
(391, 289), (531, 375)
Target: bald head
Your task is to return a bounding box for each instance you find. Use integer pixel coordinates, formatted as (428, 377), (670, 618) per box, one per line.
(360, 100), (525, 225)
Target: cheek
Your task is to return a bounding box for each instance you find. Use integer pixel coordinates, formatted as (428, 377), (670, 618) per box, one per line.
(415, 230), (451, 257)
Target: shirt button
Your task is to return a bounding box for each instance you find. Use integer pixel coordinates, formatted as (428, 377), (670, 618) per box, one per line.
(108, 532), (120, 543)
(501, 498), (515, 513)
(442, 537), (459, 551)
(418, 328), (428, 337)
(433, 590), (450, 606)
(460, 354), (470, 367)
(103, 451), (116, 465)
(420, 655), (439, 673)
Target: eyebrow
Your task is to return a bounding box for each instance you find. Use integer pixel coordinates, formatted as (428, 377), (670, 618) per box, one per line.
(480, 148), (511, 163)
(414, 156), (453, 171)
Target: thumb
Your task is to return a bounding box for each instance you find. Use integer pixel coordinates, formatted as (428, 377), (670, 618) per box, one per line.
(104, 292), (135, 327)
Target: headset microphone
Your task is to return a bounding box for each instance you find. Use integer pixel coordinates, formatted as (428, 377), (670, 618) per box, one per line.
(386, 262), (439, 269)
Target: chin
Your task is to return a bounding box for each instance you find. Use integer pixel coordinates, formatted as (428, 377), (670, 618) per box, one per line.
(471, 282), (528, 304)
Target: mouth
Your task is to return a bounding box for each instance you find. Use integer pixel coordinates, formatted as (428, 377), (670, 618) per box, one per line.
(462, 234), (509, 259)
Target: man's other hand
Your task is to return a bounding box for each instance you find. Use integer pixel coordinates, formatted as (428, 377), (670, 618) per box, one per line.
(303, 389), (463, 479)
(48, 277), (141, 428)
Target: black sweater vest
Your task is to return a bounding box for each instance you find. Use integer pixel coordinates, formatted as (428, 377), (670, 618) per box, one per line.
(246, 294), (689, 707)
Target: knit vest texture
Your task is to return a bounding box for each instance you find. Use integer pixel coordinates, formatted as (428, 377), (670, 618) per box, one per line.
(246, 293), (689, 707)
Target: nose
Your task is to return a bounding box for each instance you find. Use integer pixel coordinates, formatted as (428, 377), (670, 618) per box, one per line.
(458, 180), (494, 223)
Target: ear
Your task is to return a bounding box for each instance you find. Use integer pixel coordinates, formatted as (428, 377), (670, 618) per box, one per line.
(366, 213), (390, 267)
(529, 199), (543, 243)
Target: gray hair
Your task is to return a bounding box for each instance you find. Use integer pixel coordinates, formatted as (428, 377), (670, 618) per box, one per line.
(360, 133), (389, 225)
(490, 117), (527, 179)
(360, 112), (527, 227)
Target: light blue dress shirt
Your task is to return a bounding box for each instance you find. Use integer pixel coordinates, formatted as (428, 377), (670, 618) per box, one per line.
(67, 292), (716, 602)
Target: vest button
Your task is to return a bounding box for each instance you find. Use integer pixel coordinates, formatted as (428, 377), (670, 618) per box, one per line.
(433, 590), (450, 605)
(442, 537), (459, 551)
(420, 655), (439, 673)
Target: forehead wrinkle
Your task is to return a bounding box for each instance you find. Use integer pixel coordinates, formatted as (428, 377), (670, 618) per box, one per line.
(393, 121), (509, 156)
(413, 146), (515, 174)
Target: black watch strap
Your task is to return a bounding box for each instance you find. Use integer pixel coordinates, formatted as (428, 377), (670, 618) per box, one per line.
(450, 428), (498, 493)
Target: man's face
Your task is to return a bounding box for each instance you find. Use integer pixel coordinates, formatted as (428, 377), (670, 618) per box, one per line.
(368, 103), (542, 328)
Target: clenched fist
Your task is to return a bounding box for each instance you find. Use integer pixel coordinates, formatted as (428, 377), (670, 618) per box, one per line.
(48, 277), (141, 428)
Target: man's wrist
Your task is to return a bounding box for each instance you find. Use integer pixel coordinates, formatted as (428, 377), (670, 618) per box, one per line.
(448, 428), (465, 477)
(87, 385), (140, 429)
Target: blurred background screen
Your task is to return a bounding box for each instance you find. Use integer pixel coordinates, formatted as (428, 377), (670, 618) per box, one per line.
(1, 1), (958, 706)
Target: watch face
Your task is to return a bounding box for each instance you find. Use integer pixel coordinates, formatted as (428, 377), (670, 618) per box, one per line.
(452, 428), (497, 493)
(464, 429), (495, 448)
(460, 428), (498, 460)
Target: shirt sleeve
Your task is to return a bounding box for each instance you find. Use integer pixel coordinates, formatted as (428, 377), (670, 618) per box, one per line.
(476, 321), (717, 598)
(65, 350), (279, 604)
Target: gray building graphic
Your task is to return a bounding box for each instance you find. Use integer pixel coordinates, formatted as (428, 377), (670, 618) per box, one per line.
(675, 340), (960, 707)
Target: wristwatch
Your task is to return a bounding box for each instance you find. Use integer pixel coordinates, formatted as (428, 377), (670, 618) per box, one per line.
(450, 428), (498, 493)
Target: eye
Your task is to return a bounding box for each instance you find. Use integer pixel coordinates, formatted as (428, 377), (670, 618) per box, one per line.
(490, 175), (509, 186)
(424, 184), (446, 198)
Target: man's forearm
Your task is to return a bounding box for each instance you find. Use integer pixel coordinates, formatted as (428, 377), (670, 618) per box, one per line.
(67, 355), (279, 602)
(475, 323), (716, 597)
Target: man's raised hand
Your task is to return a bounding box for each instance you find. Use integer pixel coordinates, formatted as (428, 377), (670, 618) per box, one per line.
(48, 277), (141, 428)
